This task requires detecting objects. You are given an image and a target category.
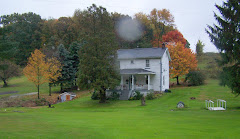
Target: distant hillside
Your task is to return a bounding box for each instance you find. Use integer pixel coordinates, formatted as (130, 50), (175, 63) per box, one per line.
(198, 52), (221, 78)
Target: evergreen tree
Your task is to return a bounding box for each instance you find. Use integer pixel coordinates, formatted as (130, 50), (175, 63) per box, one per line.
(77, 4), (120, 103)
(196, 40), (204, 56)
(68, 41), (81, 86)
(206, 0), (240, 95)
(185, 40), (190, 49)
(56, 44), (75, 92)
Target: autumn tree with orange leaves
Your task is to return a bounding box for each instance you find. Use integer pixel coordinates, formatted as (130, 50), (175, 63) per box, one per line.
(23, 49), (50, 99)
(167, 42), (198, 85)
(162, 30), (187, 46)
(23, 49), (62, 98)
(47, 57), (62, 96)
(152, 30), (187, 48)
(149, 8), (175, 47)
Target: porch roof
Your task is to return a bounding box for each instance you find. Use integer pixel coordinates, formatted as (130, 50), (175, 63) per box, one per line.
(120, 68), (155, 75)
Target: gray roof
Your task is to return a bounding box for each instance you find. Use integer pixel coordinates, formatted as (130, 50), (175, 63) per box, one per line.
(120, 69), (155, 75)
(117, 47), (167, 59)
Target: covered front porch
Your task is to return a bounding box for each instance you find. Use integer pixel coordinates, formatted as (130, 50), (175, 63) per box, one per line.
(118, 69), (155, 91)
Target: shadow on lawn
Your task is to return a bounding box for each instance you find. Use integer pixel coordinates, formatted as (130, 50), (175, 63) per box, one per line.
(227, 106), (240, 111)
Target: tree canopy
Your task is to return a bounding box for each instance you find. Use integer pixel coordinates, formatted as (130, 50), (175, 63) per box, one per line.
(77, 4), (120, 103)
(162, 30), (187, 46)
(206, 0), (240, 95)
(167, 42), (198, 85)
(196, 40), (204, 56)
(23, 49), (50, 99)
(0, 12), (42, 65)
(0, 60), (21, 87)
(55, 44), (75, 92)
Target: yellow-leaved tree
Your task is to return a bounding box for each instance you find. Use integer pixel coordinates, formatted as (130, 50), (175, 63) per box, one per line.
(23, 49), (50, 99)
(167, 42), (198, 85)
(47, 57), (62, 96)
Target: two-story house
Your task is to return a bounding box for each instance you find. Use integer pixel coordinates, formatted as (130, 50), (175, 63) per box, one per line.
(107, 47), (171, 100)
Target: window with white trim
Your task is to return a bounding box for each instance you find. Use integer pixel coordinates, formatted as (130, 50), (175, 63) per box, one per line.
(146, 59), (150, 67)
(131, 60), (134, 64)
(163, 76), (165, 86)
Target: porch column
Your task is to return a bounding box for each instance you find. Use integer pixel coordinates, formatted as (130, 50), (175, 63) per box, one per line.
(121, 75), (123, 90)
(132, 75), (134, 90)
(148, 74), (150, 90)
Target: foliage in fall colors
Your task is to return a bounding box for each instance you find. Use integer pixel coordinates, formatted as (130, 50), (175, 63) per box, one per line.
(23, 49), (52, 99)
(47, 57), (62, 96)
(167, 42), (198, 85)
(149, 9), (175, 47)
(162, 30), (187, 46)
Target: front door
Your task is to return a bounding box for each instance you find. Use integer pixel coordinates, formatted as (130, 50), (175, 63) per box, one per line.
(129, 76), (131, 90)
(125, 76), (132, 90)
(129, 76), (133, 90)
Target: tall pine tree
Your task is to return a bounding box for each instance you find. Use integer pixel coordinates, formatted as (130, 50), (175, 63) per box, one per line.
(69, 41), (81, 86)
(206, 0), (240, 94)
(77, 4), (120, 103)
(56, 44), (75, 92)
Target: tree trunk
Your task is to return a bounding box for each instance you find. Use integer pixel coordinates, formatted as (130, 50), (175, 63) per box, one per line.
(49, 84), (52, 96)
(3, 79), (8, 87)
(99, 87), (107, 103)
(37, 85), (40, 99)
(176, 76), (180, 85)
(60, 83), (63, 93)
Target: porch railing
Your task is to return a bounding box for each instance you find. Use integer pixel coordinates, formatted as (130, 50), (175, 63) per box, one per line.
(116, 84), (153, 90)
(135, 84), (153, 90)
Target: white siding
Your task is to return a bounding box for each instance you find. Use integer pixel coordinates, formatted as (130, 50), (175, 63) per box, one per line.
(120, 58), (161, 91)
(161, 51), (170, 91)
(119, 49), (170, 92)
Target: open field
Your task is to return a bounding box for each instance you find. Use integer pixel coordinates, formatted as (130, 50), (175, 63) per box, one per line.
(0, 76), (60, 98)
(1, 79), (240, 138)
(1, 53), (239, 138)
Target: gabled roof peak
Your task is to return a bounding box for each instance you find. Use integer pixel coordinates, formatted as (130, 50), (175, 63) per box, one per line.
(118, 47), (168, 59)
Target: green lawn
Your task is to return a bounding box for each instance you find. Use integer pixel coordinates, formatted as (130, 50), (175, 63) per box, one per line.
(0, 76), (60, 98)
(1, 79), (240, 138)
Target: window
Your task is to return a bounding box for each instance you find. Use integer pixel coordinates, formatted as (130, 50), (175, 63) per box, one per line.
(163, 76), (165, 86)
(146, 59), (150, 67)
(131, 60), (134, 64)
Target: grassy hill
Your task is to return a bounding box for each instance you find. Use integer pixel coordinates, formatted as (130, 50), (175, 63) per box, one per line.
(1, 79), (240, 138)
(0, 76), (60, 98)
(198, 52), (221, 79)
(197, 52), (220, 69)
(1, 52), (240, 138)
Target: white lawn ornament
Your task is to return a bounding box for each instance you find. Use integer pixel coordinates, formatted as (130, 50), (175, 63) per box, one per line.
(205, 99), (226, 110)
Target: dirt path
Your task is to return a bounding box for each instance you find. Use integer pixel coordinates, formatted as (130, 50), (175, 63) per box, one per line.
(10, 92), (38, 98)
(0, 91), (19, 95)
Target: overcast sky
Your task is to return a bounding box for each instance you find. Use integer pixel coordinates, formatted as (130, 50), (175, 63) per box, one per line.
(1, 0), (226, 52)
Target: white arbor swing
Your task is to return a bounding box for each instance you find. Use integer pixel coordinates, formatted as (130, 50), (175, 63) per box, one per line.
(205, 99), (226, 110)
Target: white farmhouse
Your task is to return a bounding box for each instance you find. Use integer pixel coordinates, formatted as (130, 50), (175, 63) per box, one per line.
(107, 47), (171, 100)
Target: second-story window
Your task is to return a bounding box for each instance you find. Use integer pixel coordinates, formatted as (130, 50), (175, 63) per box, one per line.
(131, 60), (134, 64)
(146, 59), (150, 67)
(163, 76), (165, 86)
